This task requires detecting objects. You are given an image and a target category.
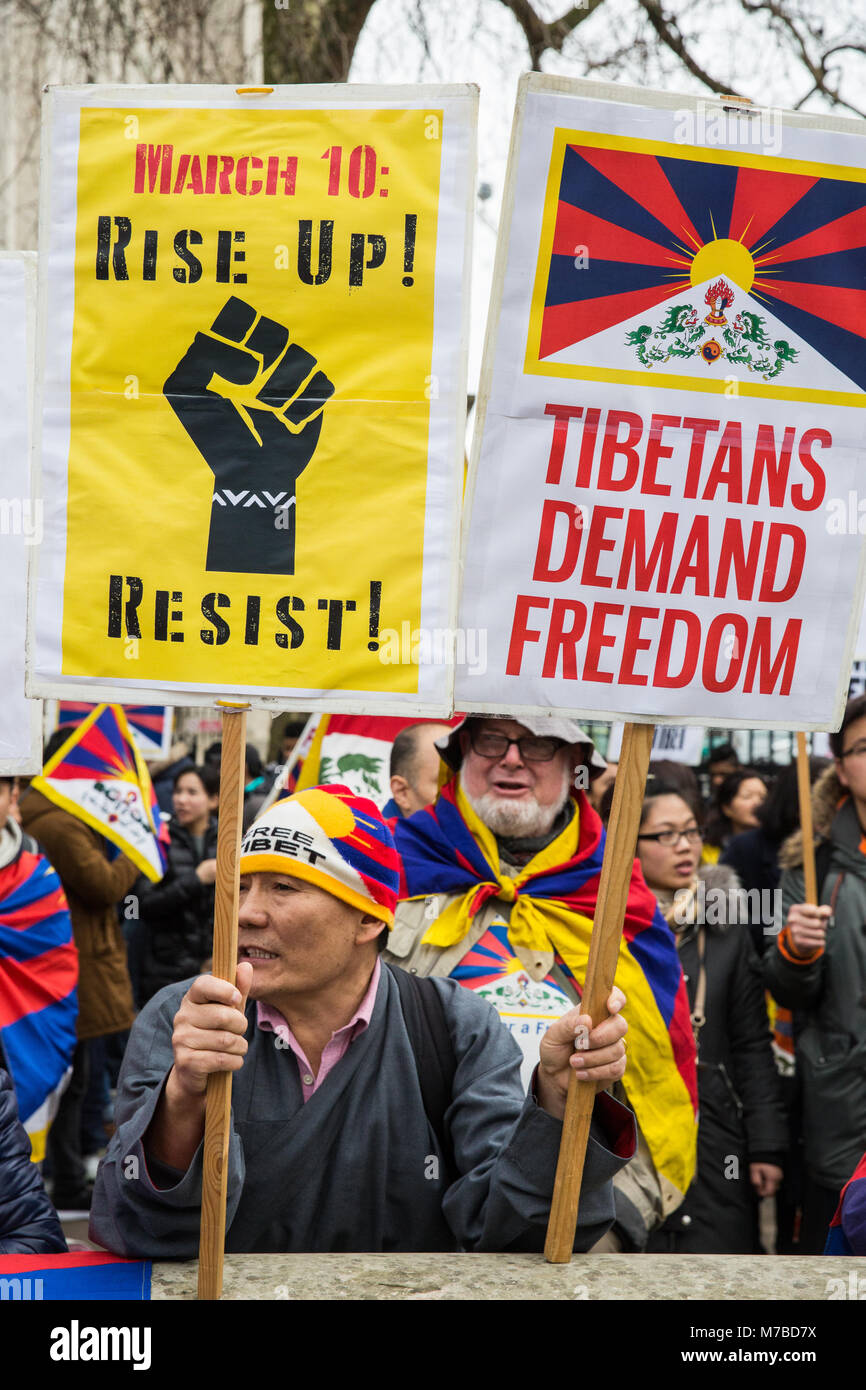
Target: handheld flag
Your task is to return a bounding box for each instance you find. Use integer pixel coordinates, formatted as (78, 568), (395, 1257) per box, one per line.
(0, 849), (77, 1161)
(31, 705), (168, 882)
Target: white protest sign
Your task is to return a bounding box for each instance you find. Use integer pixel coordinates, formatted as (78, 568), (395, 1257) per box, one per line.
(457, 76), (866, 731)
(0, 254), (42, 773)
(607, 722), (704, 764)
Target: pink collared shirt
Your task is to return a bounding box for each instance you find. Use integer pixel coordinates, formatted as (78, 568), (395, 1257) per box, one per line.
(255, 958), (381, 1100)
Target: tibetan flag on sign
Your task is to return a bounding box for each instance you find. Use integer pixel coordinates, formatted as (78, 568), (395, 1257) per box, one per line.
(293, 714), (462, 809)
(530, 134), (866, 400)
(0, 1252), (151, 1299)
(0, 849), (77, 1162)
(31, 705), (169, 882)
(396, 781), (698, 1203)
(57, 702), (173, 759)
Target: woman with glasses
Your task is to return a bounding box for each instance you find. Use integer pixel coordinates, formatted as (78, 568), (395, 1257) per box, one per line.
(636, 783), (787, 1254)
(767, 694), (866, 1252)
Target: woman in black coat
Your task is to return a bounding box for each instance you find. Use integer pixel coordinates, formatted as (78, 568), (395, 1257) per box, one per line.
(134, 765), (219, 1006)
(636, 783), (788, 1254)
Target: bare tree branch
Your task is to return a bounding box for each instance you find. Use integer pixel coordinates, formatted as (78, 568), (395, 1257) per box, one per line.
(499, 0), (606, 69)
(637, 0), (745, 96)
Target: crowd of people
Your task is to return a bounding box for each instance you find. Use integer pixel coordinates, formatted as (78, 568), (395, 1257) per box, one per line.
(2, 706), (865, 1261)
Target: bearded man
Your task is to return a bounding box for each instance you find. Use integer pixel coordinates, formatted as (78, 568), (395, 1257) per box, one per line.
(386, 716), (698, 1251)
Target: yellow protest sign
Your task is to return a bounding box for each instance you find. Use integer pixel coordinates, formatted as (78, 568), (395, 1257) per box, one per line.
(30, 86), (476, 712)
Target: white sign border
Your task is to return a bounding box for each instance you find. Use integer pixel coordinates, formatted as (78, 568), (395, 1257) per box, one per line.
(457, 73), (866, 733)
(27, 83), (477, 716)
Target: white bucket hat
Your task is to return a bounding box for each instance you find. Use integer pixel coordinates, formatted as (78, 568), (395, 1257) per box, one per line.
(435, 714), (608, 775)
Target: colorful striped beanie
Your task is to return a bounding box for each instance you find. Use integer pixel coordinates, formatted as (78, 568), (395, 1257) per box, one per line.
(239, 784), (400, 925)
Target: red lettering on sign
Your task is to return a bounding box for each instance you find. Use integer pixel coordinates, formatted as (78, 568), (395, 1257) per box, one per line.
(620, 606), (660, 686)
(583, 602), (622, 683)
(506, 595), (549, 675)
(792, 429), (830, 511)
(533, 501), (584, 582)
(543, 404), (583, 485)
(542, 600), (587, 678)
(598, 412), (642, 490)
(641, 415), (680, 496)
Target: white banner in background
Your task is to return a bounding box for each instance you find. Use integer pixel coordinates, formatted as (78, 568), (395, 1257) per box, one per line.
(0, 254), (42, 773)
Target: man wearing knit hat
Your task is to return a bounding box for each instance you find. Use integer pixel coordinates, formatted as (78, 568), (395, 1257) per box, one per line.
(90, 783), (633, 1256)
(386, 716), (698, 1253)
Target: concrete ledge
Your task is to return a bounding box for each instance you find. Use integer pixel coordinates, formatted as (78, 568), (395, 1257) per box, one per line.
(151, 1253), (864, 1300)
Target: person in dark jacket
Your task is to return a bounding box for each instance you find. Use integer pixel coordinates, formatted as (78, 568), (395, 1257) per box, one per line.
(0, 1067), (66, 1254)
(767, 695), (866, 1253)
(134, 765), (219, 1006)
(723, 756), (829, 1254)
(722, 757), (830, 956)
(637, 784), (787, 1254)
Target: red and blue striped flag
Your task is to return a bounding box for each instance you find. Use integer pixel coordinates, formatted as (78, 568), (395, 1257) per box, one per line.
(0, 1252), (150, 1299)
(0, 850), (77, 1161)
(57, 703), (172, 759)
(32, 705), (168, 883)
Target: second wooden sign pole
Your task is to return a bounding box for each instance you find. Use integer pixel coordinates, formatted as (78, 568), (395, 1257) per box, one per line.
(544, 721), (655, 1263)
(197, 701), (248, 1301)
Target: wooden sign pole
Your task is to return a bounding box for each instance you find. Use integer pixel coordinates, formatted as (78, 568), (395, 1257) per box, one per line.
(795, 731), (818, 905)
(197, 702), (248, 1301)
(544, 721), (655, 1263)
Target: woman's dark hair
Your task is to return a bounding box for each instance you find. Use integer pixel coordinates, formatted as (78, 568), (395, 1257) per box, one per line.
(756, 757), (830, 844)
(705, 741), (738, 768)
(42, 725), (77, 766)
(638, 782), (699, 831)
(830, 695), (866, 759)
(173, 763), (220, 799)
(244, 743), (263, 780)
(703, 768), (766, 847)
(646, 761), (702, 821)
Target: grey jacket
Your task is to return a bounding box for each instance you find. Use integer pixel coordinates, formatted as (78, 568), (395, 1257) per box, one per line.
(386, 894), (674, 1249)
(767, 779), (866, 1190)
(89, 965), (634, 1256)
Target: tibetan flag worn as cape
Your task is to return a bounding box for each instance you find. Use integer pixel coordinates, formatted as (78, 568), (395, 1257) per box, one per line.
(825, 1150), (866, 1255)
(31, 705), (169, 883)
(0, 850), (77, 1161)
(395, 780), (698, 1202)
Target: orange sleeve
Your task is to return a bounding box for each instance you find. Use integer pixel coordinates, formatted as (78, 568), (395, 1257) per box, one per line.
(777, 925), (824, 966)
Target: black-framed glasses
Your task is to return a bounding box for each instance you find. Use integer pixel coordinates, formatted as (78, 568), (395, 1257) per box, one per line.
(467, 727), (566, 763)
(638, 828), (703, 847)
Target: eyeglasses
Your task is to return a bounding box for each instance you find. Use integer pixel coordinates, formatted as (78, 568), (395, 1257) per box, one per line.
(840, 742), (866, 760)
(467, 727), (566, 763)
(637, 828), (703, 847)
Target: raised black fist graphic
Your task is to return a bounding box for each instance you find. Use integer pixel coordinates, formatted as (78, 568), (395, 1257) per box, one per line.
(163, 297), (334, 574)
